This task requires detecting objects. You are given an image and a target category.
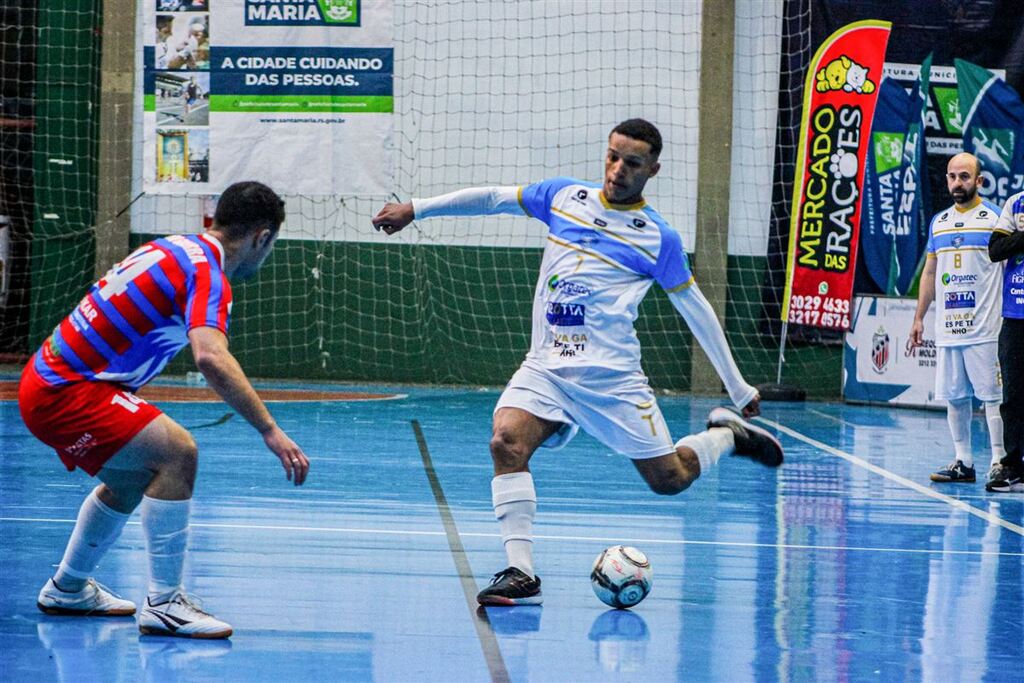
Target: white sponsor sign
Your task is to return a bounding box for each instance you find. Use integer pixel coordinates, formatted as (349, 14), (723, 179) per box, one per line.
(141, 0), (394, 195)
(843, 294), (943, 408)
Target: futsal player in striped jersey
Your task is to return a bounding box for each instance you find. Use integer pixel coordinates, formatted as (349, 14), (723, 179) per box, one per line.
(373, 119), (783, 606)
(19, 181), (310, 638)
(909, 153), (1005, 485)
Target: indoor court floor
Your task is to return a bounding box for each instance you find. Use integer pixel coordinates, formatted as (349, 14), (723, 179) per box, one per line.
(1, 376), (1022, 682)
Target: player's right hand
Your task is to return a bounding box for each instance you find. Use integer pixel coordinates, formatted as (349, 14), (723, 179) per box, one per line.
(372, 202), (414, 235)
(908, 319), (924, 348)
(263, 426), (310, 486)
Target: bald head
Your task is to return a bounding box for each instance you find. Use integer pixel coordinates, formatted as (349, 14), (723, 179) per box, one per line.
(948, 152), (981, 176)
(946, 153), (983, 207)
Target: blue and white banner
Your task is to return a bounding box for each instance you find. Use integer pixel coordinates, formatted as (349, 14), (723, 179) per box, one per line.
(843, 295), (942, 408)
(860, 58), (930, 296)
(957, 59), (1024, 207)
(142, 0), (393, 195)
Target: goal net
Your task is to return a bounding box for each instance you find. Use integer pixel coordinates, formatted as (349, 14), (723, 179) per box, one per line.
(3, 1), (838, 397)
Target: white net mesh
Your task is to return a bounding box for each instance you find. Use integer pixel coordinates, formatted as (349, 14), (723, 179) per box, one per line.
(3, 0), (835, 395)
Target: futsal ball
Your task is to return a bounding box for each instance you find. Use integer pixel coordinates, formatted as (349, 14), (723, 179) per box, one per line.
(590, 545), (653, 608)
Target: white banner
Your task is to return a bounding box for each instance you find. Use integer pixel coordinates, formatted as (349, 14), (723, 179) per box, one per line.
(141, 0), (393, 195)
(843, 294), (942, 408)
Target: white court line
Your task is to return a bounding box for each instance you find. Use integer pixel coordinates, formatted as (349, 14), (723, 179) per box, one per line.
(2, 516), (1021, 558)
(758, 416), (1024, 537)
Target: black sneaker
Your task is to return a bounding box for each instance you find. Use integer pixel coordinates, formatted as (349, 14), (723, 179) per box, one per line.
(706, 407), (783, 467)
(930, 460), (976, 483)
(476, 567), (542, 606)
(985, 464), (1024, 493)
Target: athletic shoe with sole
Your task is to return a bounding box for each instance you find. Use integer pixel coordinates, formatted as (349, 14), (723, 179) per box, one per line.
(985, 464), (1024, 493)
(37, 578), (136, 616)
(706, 407), (784, 467)
(930, 460), (976, 483)
(139, 592), (233, 639)
(477, 567), (543, 606)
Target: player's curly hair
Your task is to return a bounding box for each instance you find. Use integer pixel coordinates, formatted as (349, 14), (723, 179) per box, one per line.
(214, 181), (286, 238)
(611, 119), (662, 158)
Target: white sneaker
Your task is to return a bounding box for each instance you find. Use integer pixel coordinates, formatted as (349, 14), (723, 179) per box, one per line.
(37, 578), (136, 616)
(139, 592), (233, 639)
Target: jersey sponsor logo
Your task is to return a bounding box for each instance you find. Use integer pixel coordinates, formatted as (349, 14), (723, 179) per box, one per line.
(571, 189), (589, 205)
(941, 212), (949, 220)
(166, 235), (209, 265)
(954, 222), (964, 227)
(942, 272), (977, 286)
(594, 218), (607, 227)
(978, 210), (989, 218)
(545, 302), (585, 326)
(945, 290), (976, 309)
(64, 432), (98, 459)
(547, 274), (592, 297)
(630, 218), (646, 231)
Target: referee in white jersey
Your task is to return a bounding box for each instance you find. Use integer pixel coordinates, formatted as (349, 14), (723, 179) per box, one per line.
(372, 119), (783, 606)
(909, 153), (1005, 485)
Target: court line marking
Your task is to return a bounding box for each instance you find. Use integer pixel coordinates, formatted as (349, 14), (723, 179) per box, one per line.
(2, 517), (1021, 558)
(411, 420), (510, 683)
(758, 417), (1024, 537)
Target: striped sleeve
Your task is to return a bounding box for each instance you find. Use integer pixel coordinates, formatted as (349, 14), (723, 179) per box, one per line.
(184, 262), (231, 334)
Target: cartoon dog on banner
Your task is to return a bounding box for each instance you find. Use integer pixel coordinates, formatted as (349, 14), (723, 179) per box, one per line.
(816, 55), (876, 94)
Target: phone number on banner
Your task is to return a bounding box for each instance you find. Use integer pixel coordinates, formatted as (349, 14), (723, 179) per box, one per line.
(787, 295), (850, 328)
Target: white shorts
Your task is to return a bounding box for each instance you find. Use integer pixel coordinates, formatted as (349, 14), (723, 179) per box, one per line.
(935, 342), (1001, 402)
(493, 361), (675, 460)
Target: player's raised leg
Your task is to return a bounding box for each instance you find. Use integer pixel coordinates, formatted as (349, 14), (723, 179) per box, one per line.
(632, 407), (782, 496)
(100, 415), (233, 639)
(476, 407), (561, 607)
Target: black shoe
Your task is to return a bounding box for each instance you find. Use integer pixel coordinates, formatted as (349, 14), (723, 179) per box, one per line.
(930, 460), (976, 483)
(707, 407), (783, 467)
(476, 567), (542, 606)
(985, 464), (1024, 493)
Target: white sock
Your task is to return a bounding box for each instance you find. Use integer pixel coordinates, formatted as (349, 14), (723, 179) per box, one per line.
(141, 496), (191, 601)
(492, 472), (536, 578)
(984, 401), (1006, 466)
(53, 487), (131, 591)
(947, 398), (973, 466)
(676, 428), (734, 474)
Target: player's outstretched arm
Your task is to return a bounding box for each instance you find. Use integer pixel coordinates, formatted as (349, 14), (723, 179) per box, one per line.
(372, 187), (524, 235)
(188, 326), (309, 485)
(665, 284), (758, 414)
(909, 256), (937, 347)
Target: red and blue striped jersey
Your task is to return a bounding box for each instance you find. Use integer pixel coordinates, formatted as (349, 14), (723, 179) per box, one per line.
(33, 233), (232, 390)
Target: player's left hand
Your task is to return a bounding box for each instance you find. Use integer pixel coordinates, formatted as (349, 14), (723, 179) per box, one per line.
(372, 202), (414, 235)
(741, 394), (761, 418)
(263, 426), (310, 486)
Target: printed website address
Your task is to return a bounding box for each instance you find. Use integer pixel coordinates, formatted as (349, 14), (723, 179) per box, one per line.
(259, 118), (348, 123)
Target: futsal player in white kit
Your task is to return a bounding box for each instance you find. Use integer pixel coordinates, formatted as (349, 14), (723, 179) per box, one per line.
(909, 153), (1005, 484)
(372, 119), (783, 605)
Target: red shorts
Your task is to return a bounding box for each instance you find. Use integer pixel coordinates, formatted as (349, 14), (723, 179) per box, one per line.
(18, 362), (162, 476)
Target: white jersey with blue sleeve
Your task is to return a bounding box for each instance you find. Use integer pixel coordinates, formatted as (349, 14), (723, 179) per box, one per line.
(926, 199), (1003, 345)
(516, 177), (693, 370)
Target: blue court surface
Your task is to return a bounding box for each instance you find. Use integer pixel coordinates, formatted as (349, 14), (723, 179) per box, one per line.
(1, 380), (1022, 682)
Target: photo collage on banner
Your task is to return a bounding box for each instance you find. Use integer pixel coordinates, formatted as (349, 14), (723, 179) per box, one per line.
(153, 1), (211, 186)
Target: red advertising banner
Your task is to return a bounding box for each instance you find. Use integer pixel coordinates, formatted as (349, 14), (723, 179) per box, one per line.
(781, 20), (892, 330)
